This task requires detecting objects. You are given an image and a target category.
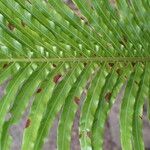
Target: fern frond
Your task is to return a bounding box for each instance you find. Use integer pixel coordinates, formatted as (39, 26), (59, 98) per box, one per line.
(0, 0), (150, 150)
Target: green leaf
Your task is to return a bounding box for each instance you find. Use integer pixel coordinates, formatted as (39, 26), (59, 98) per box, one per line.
(120, 64), (143, 150)
(91, 64), (118, 150)
(0, 63), (18, 85)
(58, 63), (94, 150)
(22, 63), (64, 150)
(0, 63), (49, 149)
(33, 63), (82, 150)
(79, 64), (108, 150)
(132, 63), (149, 150)
(0, 64), (32, 148)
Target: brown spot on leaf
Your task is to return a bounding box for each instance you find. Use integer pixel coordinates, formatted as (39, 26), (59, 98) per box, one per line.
(53, 74), (62, 84)
(119, 40), (125, 46)
(52, 64), (57, 68)
(135, 81), (138, 85)
(79, 53), (83, 57)
(105, 92), (112, 102)
(116, 69), (121, 75)
(83, 62), (87, 67)
(3, 63), (9, 69)
(21, 21), (26, 27)
(119, 36), (127, 46)
(87, 131), (92, 138)
(109, 63), (114, 67)
(27, 0), (31, 3)
(25, 119), (31, 128)
(74, 96), (80, 105)
(131, 62), (136, 67)
(36, 88), (42, 93)
(8, 22), (15, 31)
(123, 36), (128, 43)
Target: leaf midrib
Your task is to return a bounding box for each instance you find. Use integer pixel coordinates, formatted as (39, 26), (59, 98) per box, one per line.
(0, 57), (150, 62)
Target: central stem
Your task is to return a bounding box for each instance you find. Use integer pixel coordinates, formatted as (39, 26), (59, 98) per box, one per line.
(0, 57), (150, 62)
